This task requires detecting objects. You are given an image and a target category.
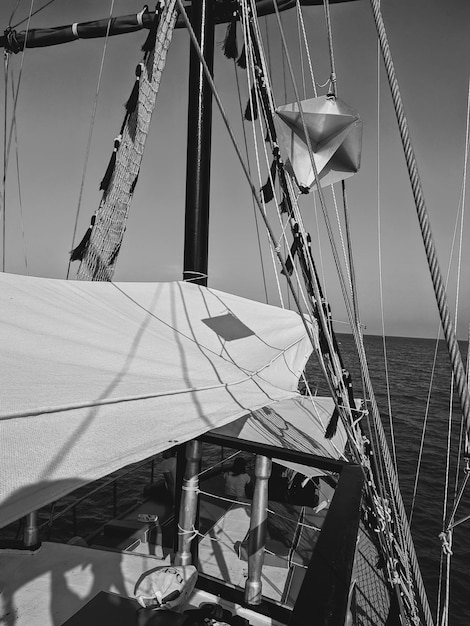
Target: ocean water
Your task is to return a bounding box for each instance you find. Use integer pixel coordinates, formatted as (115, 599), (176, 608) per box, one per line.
(317, 334), (470, 626)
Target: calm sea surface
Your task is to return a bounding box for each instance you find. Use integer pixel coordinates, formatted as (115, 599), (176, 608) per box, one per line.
(322, 334), (470, 626)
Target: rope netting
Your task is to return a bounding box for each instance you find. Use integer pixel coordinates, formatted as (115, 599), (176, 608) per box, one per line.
(72, 2), (177, 281)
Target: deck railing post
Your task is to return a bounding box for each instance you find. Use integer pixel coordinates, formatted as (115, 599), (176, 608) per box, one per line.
(175, 440), (202, 565)
(245, 455), (272, 605)
(23, 511), (39, 548)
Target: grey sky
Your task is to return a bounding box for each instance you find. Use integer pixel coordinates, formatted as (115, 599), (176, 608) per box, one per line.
(1, 0), (470, 338)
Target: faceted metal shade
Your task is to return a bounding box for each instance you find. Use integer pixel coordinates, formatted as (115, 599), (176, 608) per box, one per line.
(275, 96), (362, 190)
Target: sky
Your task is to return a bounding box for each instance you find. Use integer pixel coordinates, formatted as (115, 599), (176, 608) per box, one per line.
(1, 0), (470, 339)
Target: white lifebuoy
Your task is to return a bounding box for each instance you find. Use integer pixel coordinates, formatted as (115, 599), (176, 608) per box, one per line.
(134, 564), (197, 611)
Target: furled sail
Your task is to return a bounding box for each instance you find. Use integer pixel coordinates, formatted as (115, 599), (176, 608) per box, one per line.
(0, 273), (313, 528)
(71, 2), (177, 281)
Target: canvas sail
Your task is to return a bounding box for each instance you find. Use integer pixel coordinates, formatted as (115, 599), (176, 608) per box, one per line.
(0, 273), (313, 528)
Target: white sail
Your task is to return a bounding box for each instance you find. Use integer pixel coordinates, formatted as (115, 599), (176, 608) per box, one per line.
(0, 273), (313, 528)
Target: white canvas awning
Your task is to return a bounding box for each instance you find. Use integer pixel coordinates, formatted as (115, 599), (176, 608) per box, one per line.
(212, 395), (348, 478)
(0, 273), (313, 528)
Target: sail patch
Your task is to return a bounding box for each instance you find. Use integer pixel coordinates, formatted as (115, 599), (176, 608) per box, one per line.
(202, 313), (255, 341)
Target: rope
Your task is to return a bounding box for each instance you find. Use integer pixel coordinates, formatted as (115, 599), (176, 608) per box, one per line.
(175, 0), (319, 353)
(8, 1), (22, 27)
(410, 201), (465, 523)
(74, 2), (178, 281)
(198, 489), (321, 532)
(11, 0), (58, 30)
(2, 52), (8, 272)
(330, 185), (352, 293)
(453, 78), (470, 497)
(296, 4), (306, 100)
(370, 0), (470, 454)
(66, 0), (116, 280)
(376, 47), (398, 473)
(440, 81), (470, 551)
(341, 181), (367, 404)
(446, 470), (470, 532)
(232, 59), (269, 304)
(2, 0), (35, 272)
(10, 72), (28, 274)
(296, 0), (317, 97)
(269, 4), (429, 619)
(197, 450), (240, 478)
(323, 0), (336, 97)
(239, 2), (284, 307)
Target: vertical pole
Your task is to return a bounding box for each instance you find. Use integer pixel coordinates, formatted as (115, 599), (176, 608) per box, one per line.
(183, 0), (214, 286)
(245, 455), (271, 605)
(175, 0), (215, 564)
(23, 511), (39, 548)
(175, 440), (202, 565)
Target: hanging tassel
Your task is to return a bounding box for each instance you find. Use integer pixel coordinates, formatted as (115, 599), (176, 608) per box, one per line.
(260, 160), (277, 203)
(130, 173), (139, 195)
(70, 215), (96, 262)
(223, 17), (238, 60)
(100, 136), (121, 193)
(325, 404), (340, 439)
(281, 229), (300, 276)
(244, 84), (258, 121)
(237, 44), (246, 69)
(125, 63), (143, 113)
(142, 5), (159, 55)
(108, 241), (122, 266)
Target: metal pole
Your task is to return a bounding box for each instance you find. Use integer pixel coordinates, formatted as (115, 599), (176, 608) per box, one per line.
(175, 440), (202, 565)
(245, 455), (271, 605)
(23, 511), (39, 548)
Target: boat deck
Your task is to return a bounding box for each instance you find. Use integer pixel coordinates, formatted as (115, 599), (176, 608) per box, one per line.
(0, 541), (280, 626)
(0, 475), (331, 625)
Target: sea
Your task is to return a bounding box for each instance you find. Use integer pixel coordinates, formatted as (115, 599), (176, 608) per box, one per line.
(3, 334), (469, 625)
(321, 333), (470, 626)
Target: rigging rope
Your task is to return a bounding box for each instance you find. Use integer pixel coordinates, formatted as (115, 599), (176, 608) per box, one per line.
(296, 0), (317, 97)
(2, 52), (8, 272)
(232, 57), (269, 304)
(438, 87), (470, 620)
(175, 0), (320, 356)
(2, 0), (35, 272)
(269, 2), (431, 621)
(66, 0), (115, 280)
(453, 78), (470, 497)
(370, 0), (470, 457)
(410, 199), (467, 523)
(10, 72), (28, 274)
(376, 39), (398, 473)
(11, 0), (58, 29)
(236, 11), (430, 622)
(72, 2), (178, 281)
(323, 0), (336, 98)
